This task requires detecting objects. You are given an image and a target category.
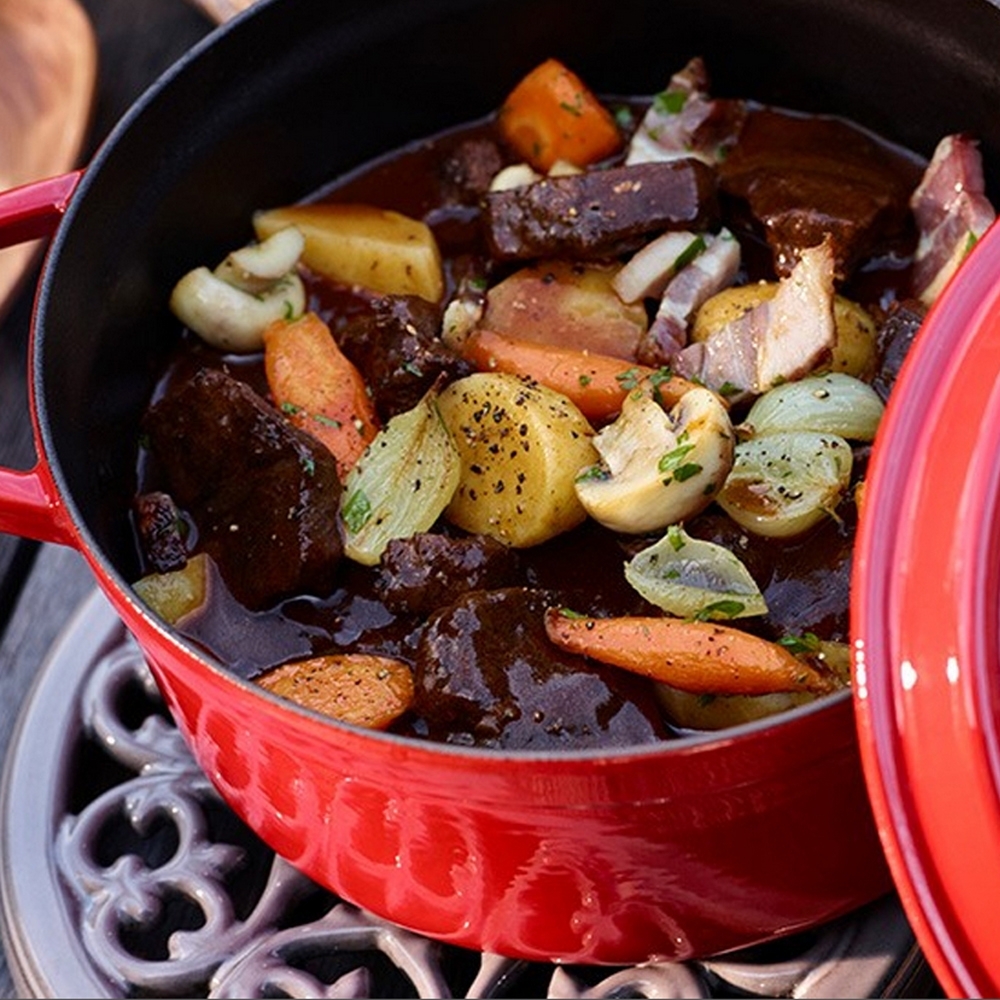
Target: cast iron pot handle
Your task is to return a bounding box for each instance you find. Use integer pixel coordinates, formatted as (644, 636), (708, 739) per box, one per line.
(0, 172), (82, 250)
(0, 171), (85, 547)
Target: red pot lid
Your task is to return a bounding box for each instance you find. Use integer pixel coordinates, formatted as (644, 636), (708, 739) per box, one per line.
(852, 219), (1000, 999)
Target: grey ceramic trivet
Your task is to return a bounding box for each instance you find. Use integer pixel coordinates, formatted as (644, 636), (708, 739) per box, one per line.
(0, 589), (938, 999)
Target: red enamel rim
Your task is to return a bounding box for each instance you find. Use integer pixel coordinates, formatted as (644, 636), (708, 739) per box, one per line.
(852, 219), (1000, 999)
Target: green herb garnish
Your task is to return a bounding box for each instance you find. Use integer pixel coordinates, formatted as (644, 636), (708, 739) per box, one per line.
(342, 489), (373, 533)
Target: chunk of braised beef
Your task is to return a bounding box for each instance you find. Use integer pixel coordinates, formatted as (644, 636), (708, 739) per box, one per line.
(687, 506), (855, 645)
(413, 587), (670, 750)
(142, 368), (343, 610)
(340, 294), (474, 420)
(872, 298), (927, 402)
(134, 491), (188, 573)
(483, 159), (718, 262)
(441, 136), (506, 202)
(718, 108), (923, 280)
(377, 531), (522, 616)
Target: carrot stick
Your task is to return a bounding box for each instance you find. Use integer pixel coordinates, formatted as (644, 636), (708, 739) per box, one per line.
(498, 58), (622, 172)
(543, 608), (840, 696)
(462, 327), (698, 424)
(263, 312), (379, 479)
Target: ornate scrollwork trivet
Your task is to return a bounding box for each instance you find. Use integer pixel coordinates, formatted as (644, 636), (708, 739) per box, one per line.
(0, 591), (932, 998)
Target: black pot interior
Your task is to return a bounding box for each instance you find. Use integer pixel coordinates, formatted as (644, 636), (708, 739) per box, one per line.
(35, 0), (1000, 583)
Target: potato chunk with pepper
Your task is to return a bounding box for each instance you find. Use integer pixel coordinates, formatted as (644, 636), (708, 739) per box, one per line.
(254, 203), (443, 302)
(436, 372), (598, 547)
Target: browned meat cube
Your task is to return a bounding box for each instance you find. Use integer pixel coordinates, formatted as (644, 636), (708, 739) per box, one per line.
(482, 159), (718, 262)
(377, 531), (521, 616)
(718, 108), (923, 279)
(414, 587), (669, 750)
(440, 136), (506, 202)
(142, 368), (344, 610)
(873, 299), (927, 402)
(340, 294), (474, 420)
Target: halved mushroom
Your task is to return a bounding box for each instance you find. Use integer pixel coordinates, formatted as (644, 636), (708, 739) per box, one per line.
(575, 384), (734, 534)
(169, 225), (307, 353)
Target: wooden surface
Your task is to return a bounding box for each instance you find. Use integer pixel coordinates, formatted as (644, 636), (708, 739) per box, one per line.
(0, 3), (215, 994)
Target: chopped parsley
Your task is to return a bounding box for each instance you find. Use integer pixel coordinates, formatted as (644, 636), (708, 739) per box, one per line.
(693, 599), (747, 621)
(778, 632), (822, 656)
(654, 89), (688, 115)
(666, 524), (686, 551)
(615, 367), (643, 391)
(672, 462), (704, 482)
(648, 366), (675, 388)
(658, 442), (696, 474)
(575, 465), (608, 484)
(342, 489), (372, 533)
(672, 234), (707, 272)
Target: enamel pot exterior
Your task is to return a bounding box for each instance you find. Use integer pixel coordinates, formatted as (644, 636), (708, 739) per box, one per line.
(2, 0), (1000, 968)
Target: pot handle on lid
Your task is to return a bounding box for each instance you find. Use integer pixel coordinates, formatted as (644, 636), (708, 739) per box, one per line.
(0, 171), (84, 548)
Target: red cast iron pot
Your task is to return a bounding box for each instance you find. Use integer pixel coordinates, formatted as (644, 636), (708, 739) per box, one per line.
(1, 0), (999, 968)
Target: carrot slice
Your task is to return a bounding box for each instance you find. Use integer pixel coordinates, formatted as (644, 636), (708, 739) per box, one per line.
(462, 327), (698, 423)
(543, 608), (841, 696)
(256, 653), (414, 730)
(498, 58), (622, 172)
(263, 311), (379, 479)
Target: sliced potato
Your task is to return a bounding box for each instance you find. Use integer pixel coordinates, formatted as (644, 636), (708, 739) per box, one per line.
(482, 259), (648, 360)
(691, 282), (877, 379)
(256, 653), (414, 730)
(254, 203), (444, 302)
(824, 296), (878, 379)
(436, 372), (598, 547)
(133, 553), (209, 624)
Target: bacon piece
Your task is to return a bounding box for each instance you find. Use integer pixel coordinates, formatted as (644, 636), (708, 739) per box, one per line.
(672, 239), (835, 397)
(910, 134), (996, 305)
(636, 229), (742, 365)
(626, 57), (746, 168)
